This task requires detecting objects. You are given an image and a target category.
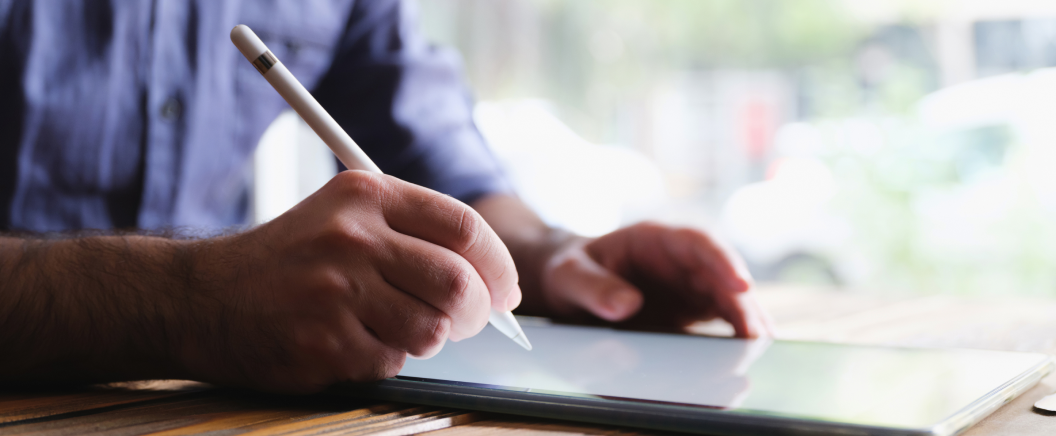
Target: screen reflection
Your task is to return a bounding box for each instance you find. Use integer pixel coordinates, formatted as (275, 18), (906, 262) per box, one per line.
(398, 323), (1047, 428)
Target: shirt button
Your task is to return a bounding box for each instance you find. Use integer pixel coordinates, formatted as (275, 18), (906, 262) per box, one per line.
(285, 40), (301, 57)
(160, 97), (182, 120)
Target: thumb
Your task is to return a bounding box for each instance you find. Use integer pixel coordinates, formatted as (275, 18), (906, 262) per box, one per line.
(546, 248), (644, 322)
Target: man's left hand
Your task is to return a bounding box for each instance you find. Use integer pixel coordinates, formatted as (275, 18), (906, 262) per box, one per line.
(539, 222), (773, 337)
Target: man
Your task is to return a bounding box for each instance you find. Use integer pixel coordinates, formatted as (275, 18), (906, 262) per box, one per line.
(0, 0), (771, 393)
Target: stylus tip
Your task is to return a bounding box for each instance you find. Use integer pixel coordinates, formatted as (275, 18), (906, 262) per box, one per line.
(513, 333), (532, 351)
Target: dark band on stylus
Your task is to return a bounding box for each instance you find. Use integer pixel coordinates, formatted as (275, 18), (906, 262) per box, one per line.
(252, 50), (278, 75)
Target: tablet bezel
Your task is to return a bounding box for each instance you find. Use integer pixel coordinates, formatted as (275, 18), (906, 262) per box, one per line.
(340, 342), (1053, 436)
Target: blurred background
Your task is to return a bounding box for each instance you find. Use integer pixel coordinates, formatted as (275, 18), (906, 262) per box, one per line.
(255, 0), (1056, 298)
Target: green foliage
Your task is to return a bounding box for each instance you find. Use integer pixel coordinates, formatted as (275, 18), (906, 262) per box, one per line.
(824, 122), (1056, 296)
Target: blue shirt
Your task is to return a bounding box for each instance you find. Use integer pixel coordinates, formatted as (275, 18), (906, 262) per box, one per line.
(0, 0), (510, 232)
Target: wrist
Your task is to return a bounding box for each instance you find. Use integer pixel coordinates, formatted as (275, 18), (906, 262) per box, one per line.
(89, 235), (202, 381)
(159, 237), (212, 380)
(165, 234), (244, 383)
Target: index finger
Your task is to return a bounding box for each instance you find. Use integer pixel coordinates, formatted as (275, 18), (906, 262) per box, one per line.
(589, 223), (751, 294)
(660, 227), (753, 294)
(378, 177), (520, 311)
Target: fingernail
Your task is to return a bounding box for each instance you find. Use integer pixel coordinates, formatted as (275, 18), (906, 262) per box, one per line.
(604, 289), (641, 319)
(505, 285), (523, 311)
(727, 275), (750, 292)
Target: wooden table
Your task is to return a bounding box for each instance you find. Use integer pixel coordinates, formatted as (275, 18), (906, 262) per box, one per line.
(3, 286), (1056, 435)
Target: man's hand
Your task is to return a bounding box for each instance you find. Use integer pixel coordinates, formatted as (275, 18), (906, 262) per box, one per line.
(184, 171), (521, 393)
(473, 195), (772, 338)
(540, 223), (772, 337)
(0, 171), (520, 393)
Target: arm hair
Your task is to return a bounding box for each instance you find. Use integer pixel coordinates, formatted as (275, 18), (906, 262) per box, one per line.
(0, 229), (218, 386)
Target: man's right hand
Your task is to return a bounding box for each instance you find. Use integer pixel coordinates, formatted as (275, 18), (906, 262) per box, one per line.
(181, 171), (521, 393)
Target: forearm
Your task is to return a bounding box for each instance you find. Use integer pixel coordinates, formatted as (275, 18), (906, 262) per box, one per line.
(0, 234), (201, 386)
(471, 194), (582, 316)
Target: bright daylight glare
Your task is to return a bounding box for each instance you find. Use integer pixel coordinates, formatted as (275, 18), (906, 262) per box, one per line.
(256, 0), (1056, 298)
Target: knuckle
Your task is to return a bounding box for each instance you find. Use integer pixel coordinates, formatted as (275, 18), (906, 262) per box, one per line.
(553, 252), (582, 273)
(294, 326), (350, 374)
(335, 170), (389, 199)
(410, 314), (450, 356)
(427, 313), (452, 345)
(319, 216), (375, 253)
(672, 226), (698, 239)
(452, 205), (482, 254)
(674, 226), (711, 244)
(372, 348), (406, 380)
(345, 345), (405, 382)
(303, 269), (348, 303)
(635, 220), (667, 233)
(443, 262), (475, 309)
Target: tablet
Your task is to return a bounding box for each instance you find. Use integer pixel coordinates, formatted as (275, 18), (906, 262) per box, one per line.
(343, 319), (1053, 435)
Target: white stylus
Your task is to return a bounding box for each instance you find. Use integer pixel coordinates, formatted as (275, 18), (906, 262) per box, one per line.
(231, 24), (532, 351)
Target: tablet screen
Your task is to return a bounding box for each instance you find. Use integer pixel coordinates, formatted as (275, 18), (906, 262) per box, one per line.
(398, 321), (1048, 429)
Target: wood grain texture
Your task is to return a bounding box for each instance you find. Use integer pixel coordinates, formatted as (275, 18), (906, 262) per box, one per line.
(1, 285), (1054, 435)
(0, 381), (206, 424)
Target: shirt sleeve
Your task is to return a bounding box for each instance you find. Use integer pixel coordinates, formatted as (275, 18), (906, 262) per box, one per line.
(311, 0), (513, 204)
